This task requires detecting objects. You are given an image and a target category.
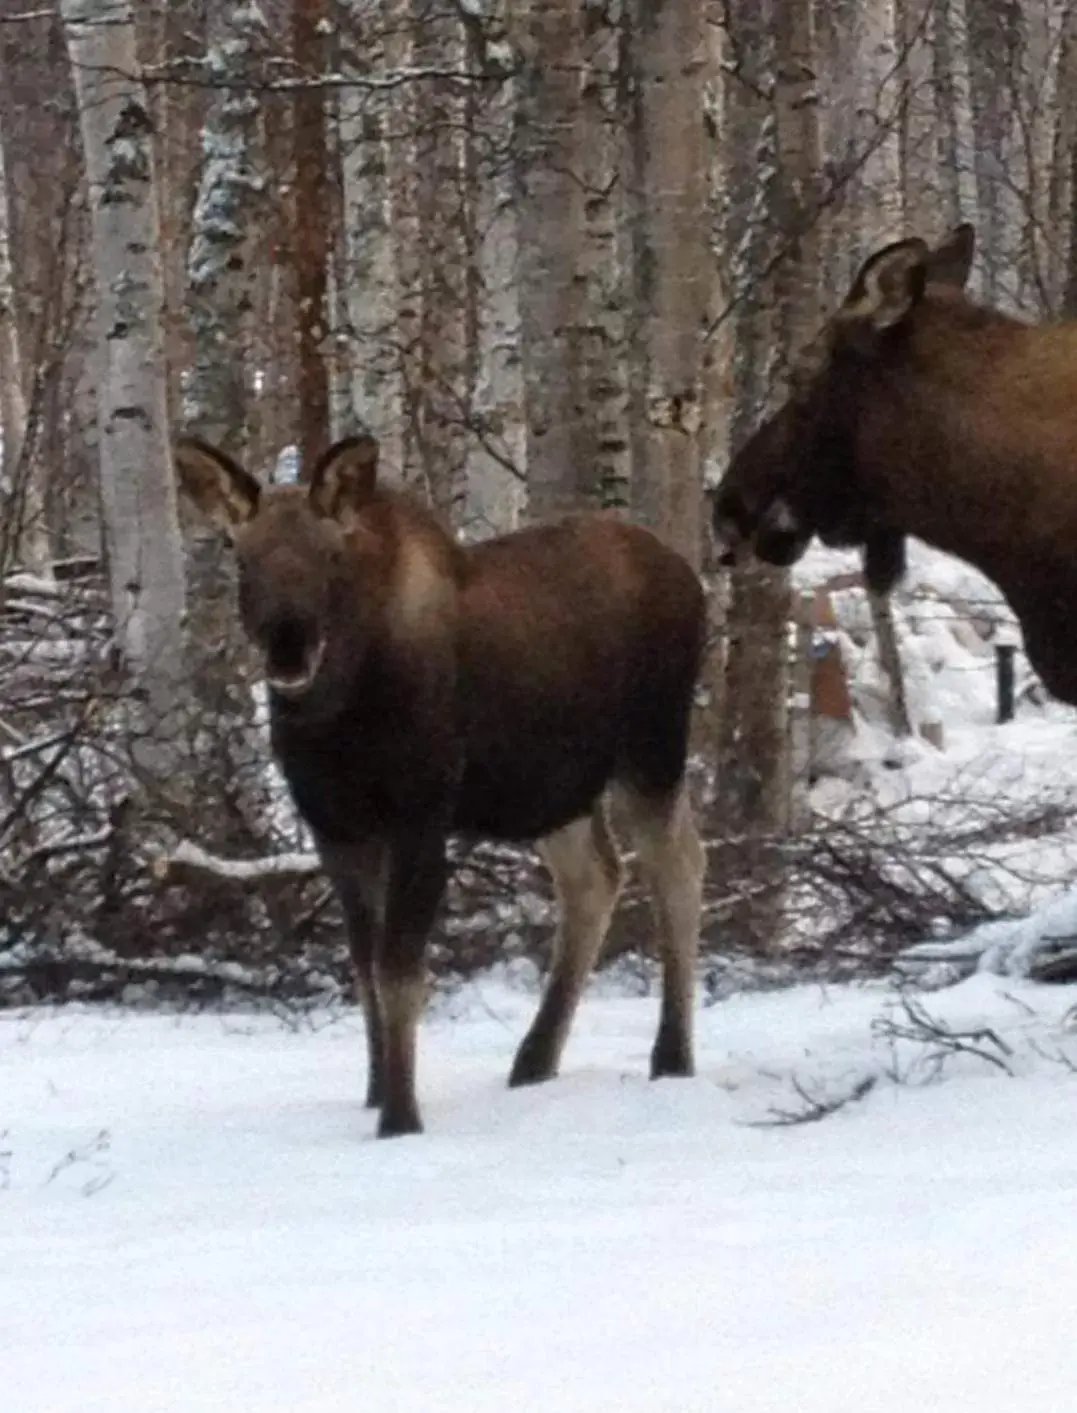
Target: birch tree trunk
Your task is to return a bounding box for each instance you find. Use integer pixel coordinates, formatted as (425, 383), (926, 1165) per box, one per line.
(338, 3), (404, 473)
(292, 0), (332, 471)
(854, 0), (912, 737)
(1054, 4), (1077, 315)
(412, 2), (472, 525)
(624, 0), (711, 569)
(854, 0), (903, 255)
(933, 0), (977, 231)
(184, 0), (269, 459)
(716, 0), (824, 950)
(579, 0), (629, 514)
(718, 1), (789, 841)
(968, 0), (1022, 303)
(461, 2), (524, 534)
(0, 110), (49, 579)
(814, 0), (858, 290)
(515, 0), (589, 520)
(61, 0), (186, 715)
(896, 0), (939, 237)
(1013, 0), (1062, 313)
(384, 1), (425, 488)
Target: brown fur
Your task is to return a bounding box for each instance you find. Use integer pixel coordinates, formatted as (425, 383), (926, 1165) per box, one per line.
(711, 222), (1077, 706)
(175, 435), (706, 1137)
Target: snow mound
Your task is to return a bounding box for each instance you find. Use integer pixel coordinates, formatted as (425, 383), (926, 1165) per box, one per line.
(4, 977), (1077, 1412)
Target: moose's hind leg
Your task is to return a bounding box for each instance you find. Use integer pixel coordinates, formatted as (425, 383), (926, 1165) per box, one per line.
(622, 782), (703, 1079)
(509, 801), (625, 1088)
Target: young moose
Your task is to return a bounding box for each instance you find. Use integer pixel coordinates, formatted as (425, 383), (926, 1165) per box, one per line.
(177, 435), (706, 1137)
(712, 221), (1077, 710)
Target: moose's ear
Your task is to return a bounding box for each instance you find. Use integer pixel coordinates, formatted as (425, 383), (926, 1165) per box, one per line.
(174, 437), (261, 530)
(928, 222), (975, 289)
(837, 237), (929, 350)
(308, 434), (380, 521)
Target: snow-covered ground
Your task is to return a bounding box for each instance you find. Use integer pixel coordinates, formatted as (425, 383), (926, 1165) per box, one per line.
(6, 974), (1077, 1412)
(792, 536), (1077, 959)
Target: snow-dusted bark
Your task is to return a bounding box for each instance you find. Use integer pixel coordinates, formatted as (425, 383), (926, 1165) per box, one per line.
(366, 0), (476, 523)
(184, 1), (269, 458)
(60, 0), (186, 706)
(337, 2), (404, 473)
(1053, 4), (1077, 314)
(576, 0), (630, 514)
(933, 0), (977, 231)
(515, 0), (588, 521)
(412, 2), (472, 526)
(0, 116), (49, 579)
(1012, 0), (1067, 313)
(853, 0), (903, 256)
(383, 1), (425, 488)
(716, 0), (802, 873)
(624, 0), (712, 569)
(461, 3), (524, 534)
(967, 0), (1023, 305)
(292, 0), (332, 470)
(896, 0), (939, 237)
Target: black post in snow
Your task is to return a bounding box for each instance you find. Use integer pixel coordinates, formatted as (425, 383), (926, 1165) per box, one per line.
(996, 642), (1017, 724)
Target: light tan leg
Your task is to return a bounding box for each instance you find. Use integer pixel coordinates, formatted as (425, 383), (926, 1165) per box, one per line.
(508, 800), (625, 1087)
(621, 782), (704, 1078)
(378, 970), (427, 1137)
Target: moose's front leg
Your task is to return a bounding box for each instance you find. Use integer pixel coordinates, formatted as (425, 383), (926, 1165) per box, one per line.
(377, 827), (448, 1138)
(318, 838), (390, 1111)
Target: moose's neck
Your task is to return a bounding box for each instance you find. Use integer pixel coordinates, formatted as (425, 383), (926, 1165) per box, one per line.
(869, 320), (1077, 599)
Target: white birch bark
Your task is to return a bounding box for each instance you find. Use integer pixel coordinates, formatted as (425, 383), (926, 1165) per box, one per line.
(184, 0), (269, 457)
(412, 2), (472, 527)
(383, 2), (426, 490)
(1052, 3), (1077, 314)
(896, 0), (939, 237)
(60, 0), (186, 710)
(1013, 0), (1066, 313)
(852, 0), (902, 259)
(933, 0), (977, 231)
(578, 0), (630, 514)
(515, 0), (588, 521)
(461, 2), (524, 534)
(338, 3), (404, 474)
(967, 0), (1022, 305)
(625, 0), (711, 568)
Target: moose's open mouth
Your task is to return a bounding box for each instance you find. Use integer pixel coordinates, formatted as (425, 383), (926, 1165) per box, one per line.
(264, 617), (326, 697)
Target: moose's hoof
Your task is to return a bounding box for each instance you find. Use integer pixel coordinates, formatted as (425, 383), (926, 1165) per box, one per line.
(508, 1038), (557, 1089)
(377, 1106), (424, 1138)
(650, 1033), (694, 1080)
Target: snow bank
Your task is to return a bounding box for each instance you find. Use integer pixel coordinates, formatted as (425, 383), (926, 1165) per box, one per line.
(4, 976), (1077, 1412)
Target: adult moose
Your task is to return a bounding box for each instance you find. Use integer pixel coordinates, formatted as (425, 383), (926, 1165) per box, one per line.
(712, 222), (1077, 708)
(176, 434), (706, 1137)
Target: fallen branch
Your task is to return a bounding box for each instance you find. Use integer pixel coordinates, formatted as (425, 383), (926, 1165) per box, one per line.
(152, 839), (321, 887)
(873, 994), (1015, 1078)
(0, 951), (337, 1007)
(745, 1072), (879, 1128)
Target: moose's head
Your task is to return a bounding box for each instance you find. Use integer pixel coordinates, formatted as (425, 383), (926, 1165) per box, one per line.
(176, 435), (387, 706)
(710, 223), (977, 594)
